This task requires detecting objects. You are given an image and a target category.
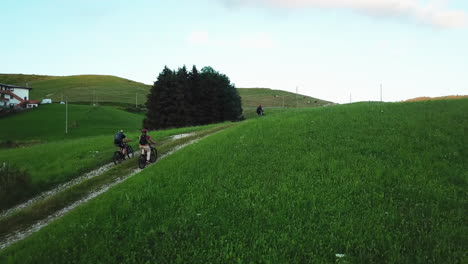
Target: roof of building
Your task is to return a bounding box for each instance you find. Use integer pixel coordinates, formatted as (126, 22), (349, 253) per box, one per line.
(17, 100), (40, 106)
(0, 83), (32, 90)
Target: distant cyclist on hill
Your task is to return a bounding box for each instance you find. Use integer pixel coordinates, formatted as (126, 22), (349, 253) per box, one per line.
(139, 129), (156, 163)
(256, 105), (264, 116)
(114, 130), (131, 159)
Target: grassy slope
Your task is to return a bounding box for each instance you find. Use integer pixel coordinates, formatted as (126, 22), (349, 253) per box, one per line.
(0, 104), (144, 141)
(238, 87), (332, 108)
(0, 123), (234, 238)
(0, 74), (53, 84)
(0, 74), (333, 108)
(0, 121), (228, 210)
(405, 95), (468, 102)
(1, 99), (466, 263)
(0, 74), (151, 105)
(0, 103), (143, 208)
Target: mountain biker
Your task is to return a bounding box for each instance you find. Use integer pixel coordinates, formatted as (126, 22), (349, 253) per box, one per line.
(139, 129), (156, 163)
(114, 130), (131, 159)
(256, 105), (264, 116)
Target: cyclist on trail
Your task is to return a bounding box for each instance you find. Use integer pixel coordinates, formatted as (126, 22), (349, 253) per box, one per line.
(256, 105), (264, 116)
(139, 129), (156, 163)
(114, 130), (131, 159)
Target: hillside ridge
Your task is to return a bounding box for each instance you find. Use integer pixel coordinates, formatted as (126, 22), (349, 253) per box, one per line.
(0, 73), (333, 107)
(405, 95), (468, 102)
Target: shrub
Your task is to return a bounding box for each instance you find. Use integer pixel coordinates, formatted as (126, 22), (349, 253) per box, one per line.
(0, 163), (34, 210)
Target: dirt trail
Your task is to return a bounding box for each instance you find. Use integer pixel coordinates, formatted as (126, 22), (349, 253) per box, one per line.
(0, 135), (207, 251)
(0, 163), (114, 219)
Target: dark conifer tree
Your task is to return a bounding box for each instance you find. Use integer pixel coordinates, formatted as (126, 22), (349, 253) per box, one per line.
(144, 66), (180, 129)
(144, 66), (171, 129)
(188, 65), (202, 125)
(174, 66), (189, 126)
(199, 66), (221, 124)
(144, 65), (243, 129)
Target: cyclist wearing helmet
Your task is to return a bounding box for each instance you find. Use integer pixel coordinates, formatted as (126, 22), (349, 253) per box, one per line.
(114, 130), (132, 158)
(139, 128), (156, 163)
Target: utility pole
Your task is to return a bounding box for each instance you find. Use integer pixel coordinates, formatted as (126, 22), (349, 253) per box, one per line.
(350, 93), (352, 104)
(65, 99), (68, 134)
(296, 86), (298, 108)
(380, 83), (382, 102)
(282, 95), (285, 108)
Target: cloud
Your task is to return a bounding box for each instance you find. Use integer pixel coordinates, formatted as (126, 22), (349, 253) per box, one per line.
(223, 0), (467, 28)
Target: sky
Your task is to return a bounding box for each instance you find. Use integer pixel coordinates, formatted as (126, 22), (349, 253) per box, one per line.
(1, 0), (467, 103)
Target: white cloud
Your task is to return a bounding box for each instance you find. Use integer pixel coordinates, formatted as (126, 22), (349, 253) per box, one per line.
(224, 0), (467, 28)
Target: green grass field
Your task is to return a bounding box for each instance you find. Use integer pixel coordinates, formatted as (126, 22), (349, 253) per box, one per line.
(0, 102), (234, 210)
(1, 99), (466, 263)
(0, 104), (144, 141)
(0, 123), (233, 238)
(0, 117), (230, 211)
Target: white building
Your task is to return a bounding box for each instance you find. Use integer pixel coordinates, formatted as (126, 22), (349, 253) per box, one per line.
(0, 83), (39, 108)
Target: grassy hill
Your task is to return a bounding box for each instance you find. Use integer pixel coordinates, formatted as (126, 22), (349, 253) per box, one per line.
(1, 99), (466, 263)
(0, 74), (333, 108)
(0, 104), (144, 141)
(238, 88), (332, 108)
(405, 95), (468, 102)
(0, 74), (54, 84)
(0, 74), (151, 106)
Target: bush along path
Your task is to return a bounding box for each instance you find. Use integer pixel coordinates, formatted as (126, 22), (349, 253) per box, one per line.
(0, 123), (234, 250)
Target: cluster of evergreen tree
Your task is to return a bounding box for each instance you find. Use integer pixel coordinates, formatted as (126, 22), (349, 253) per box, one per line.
(143, 65), (243, 129)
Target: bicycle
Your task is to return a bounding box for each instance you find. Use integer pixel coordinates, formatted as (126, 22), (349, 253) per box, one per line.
(138, 144), (157, 169)
(112, 143), (134, 165)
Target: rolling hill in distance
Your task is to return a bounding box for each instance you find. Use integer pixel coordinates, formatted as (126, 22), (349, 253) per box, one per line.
(0, 74), (332, 108)
(404, 95), (468, 102)
(0, 74), (150, 106)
